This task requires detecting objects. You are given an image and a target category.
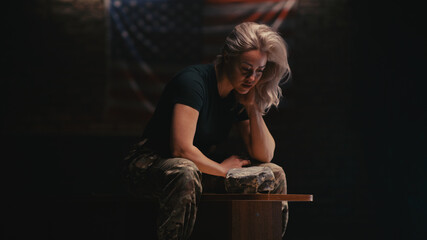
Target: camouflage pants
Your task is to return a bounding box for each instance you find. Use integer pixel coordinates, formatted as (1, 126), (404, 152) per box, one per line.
(121, 140), (288, 240)
(202, 162), (289, 238)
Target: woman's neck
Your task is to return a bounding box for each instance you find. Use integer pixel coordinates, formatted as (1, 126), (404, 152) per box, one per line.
(215, 64), (233, 98)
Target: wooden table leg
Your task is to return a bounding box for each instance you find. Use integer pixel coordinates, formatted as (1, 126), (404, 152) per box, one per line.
(231, 201), (282, 240)
(191, 194), (312, 240)
(192, 200), (283, 240)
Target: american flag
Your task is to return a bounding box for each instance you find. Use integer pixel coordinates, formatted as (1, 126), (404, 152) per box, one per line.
(105, 0), (298, 130)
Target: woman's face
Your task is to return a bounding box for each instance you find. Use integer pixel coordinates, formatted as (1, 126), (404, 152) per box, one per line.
(225, 49), (268, 94)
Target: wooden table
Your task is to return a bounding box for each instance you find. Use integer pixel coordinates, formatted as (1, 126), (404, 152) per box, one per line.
(191, 194), (313, 240)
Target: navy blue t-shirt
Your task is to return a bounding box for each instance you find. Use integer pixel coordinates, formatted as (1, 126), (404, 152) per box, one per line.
(142, 64), (248, 159)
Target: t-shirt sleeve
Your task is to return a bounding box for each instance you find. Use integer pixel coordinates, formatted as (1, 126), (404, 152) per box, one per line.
(170, 71), (204, 112)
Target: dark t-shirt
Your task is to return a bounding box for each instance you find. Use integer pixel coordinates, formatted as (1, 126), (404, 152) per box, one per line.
(142, 64), (248, 159)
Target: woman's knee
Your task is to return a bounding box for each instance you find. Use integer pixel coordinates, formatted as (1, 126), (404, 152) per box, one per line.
(256, 162), (287, 194)
(257, 162), (286, 178)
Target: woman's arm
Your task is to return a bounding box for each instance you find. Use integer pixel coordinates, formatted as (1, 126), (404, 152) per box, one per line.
(236, 91), (276, 163)
(171, 103), (250, 177)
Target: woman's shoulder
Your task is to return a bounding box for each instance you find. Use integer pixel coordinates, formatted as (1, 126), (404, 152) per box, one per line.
(176, 63), (214, 77)
(171, 64), (215, 85)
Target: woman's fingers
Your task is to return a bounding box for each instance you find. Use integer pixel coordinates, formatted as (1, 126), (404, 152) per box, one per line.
(221, 155), (251, 172)
(241, 159), (251, 166)
(234, 156), (251, 167)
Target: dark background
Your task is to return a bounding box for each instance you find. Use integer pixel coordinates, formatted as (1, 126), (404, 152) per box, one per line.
(2, 0), (426, 239)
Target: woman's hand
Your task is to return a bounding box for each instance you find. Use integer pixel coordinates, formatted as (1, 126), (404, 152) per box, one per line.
(220, 155), (251, 176)
(236, 88), (256, 108)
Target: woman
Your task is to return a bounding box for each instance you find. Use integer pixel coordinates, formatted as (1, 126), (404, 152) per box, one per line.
(122, 22), (291, 240)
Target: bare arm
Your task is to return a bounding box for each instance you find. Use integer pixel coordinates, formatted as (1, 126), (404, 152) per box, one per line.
(236, 91), (276, 162)
(171, 103), (250, 177)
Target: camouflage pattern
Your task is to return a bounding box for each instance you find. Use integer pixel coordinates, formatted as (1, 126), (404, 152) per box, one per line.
(201, 162), (289, 238)
(122, 141), (202, 240)
(225, 166), (276, 193)
(254, 162), (289, 238)
(121, 140), (289, 239)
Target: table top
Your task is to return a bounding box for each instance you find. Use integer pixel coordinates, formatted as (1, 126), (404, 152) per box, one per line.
(201, 193), (313, 202)
(22, 194), (313, 203)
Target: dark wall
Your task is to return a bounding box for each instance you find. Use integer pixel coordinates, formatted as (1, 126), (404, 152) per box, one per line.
(2, 1), (426, 240)
(348, 2), (426, 239)
(3, 0), (107, 134)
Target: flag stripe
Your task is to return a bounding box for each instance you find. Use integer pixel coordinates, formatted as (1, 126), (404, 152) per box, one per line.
(205, 0), (285, 4)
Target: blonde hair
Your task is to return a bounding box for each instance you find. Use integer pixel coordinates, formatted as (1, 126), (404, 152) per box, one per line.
(215, 22), (291, 114)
